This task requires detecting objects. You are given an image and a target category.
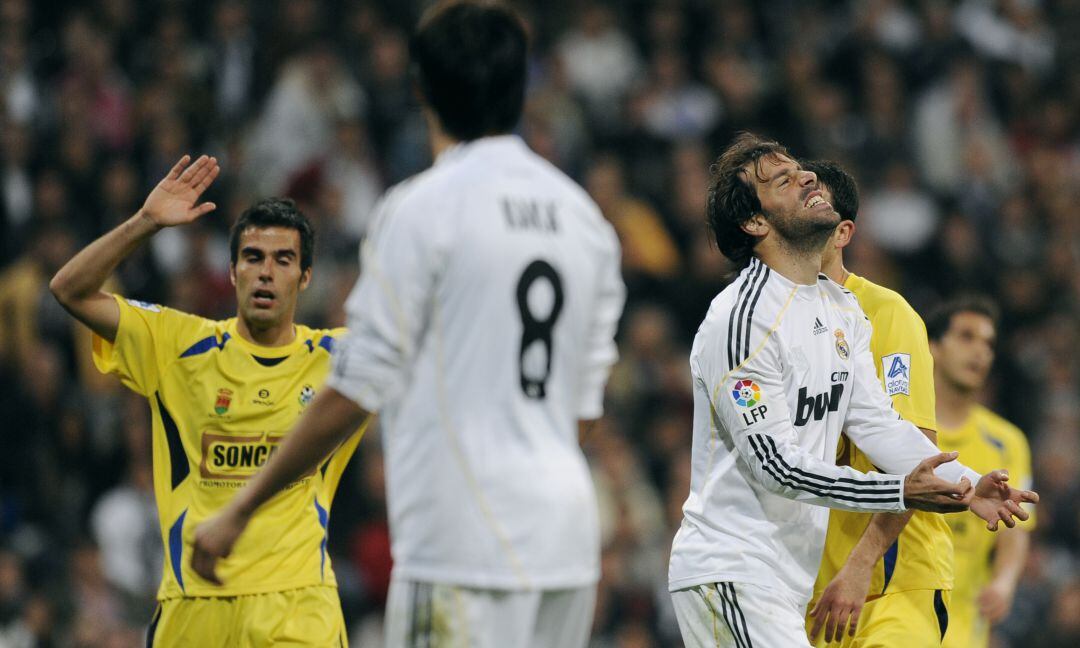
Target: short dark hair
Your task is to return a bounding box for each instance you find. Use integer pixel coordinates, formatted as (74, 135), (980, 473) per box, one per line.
(410, 1), (528, 141)
(925, 294), (1000, 342)
(229, 198), (315, 271)
(803, 159), (859, 222)
(706, 132), (791, 268)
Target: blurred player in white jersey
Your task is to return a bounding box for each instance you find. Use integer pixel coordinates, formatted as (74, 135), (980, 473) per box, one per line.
(191, 2), (625, 647)
(666, 133), (1037, 647)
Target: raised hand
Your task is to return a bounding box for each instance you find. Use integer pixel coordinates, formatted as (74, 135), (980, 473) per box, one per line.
(140, 154), (220, 228)
(902, 451), (973, 513)
(968, 470), (1039, 531)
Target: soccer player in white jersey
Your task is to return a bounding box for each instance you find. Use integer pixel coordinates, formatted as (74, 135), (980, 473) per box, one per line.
(666, 133), (1038, 648)
(191, 2), (625, 647)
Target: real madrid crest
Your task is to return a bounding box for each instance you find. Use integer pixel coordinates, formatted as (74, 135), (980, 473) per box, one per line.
(834, 329), (850, 360)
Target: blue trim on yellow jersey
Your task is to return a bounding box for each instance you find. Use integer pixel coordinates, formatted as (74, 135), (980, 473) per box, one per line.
(882, 540), (899, 593)
(169, 510), (187, 592)
(981, 432), (1005, 452)
(934, 589), (948, 639)
(318, 336), (335, 354)
(155, 393), (189, 490)
(179, 332), (231, 358)
(314, 498), (329, 582)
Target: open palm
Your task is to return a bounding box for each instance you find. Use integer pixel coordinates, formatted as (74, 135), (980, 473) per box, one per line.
(142, 154), (221, 227)
(969, 470), (1039, 531)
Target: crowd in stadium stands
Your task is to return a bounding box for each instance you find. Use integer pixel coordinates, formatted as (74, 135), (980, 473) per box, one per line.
(0, 1), (1077, 646)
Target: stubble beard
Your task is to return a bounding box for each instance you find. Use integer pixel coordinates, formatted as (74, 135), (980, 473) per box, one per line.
(765, 207), (840, 256)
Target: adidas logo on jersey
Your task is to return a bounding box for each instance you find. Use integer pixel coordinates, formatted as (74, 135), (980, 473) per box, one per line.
(812, 317), (828, 335)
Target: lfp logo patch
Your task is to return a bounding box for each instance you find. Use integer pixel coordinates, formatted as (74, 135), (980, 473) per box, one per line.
(882, 353), (911, 396)
(731, 379), (762, 408)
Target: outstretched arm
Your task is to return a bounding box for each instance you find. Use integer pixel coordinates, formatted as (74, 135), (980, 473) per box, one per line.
(49, 154), (220, 341)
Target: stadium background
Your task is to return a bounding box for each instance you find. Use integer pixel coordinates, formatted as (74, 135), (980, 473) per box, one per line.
(0, 0), (1078, 645)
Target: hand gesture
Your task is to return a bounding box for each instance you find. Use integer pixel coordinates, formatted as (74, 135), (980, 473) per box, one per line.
(140, 155), (220, 228)
(968, 470), (1038, 531)
(902, 452), (972, 513)
(808, 561), (872, 642)
(190, 506), (250, 586)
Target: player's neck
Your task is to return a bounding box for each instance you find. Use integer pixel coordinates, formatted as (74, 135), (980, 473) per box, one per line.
(424, 110), (459, 159)
(935, 380), (975, 429)
(235, 315), (297, 348)
(821, 253), (849, 285)
(756, 239), (823, 286)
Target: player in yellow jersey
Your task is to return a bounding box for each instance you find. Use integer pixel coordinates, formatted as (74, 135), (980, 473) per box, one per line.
(927, 296), (1034, 648)
(805, 160), (954, 646)
(49, 154), (365, 646)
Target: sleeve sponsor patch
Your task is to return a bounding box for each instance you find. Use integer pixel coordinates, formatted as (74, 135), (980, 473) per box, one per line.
(126, 299), (161, 312)
(882, 353), (911, 396)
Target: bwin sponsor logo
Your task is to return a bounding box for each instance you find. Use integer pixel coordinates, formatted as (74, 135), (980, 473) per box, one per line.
(794, 383), (845, 426)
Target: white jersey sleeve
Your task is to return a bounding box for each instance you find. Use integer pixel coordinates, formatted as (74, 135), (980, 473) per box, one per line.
(842, 311), (982, 485)
(700, 320), (907, 514)
(576, 231), (624, 420)
(327, 184), (438, 411)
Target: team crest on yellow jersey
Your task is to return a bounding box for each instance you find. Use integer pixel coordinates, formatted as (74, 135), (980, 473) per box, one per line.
(299, 384), (315, 407)
(214, 388), (233, 415)
(834, 330), (850, 360)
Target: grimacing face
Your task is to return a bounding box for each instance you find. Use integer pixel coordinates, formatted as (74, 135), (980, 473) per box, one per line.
(230, 226), (310, 333)
(933, 311), (996, 393)
(743, 154), (839, 244)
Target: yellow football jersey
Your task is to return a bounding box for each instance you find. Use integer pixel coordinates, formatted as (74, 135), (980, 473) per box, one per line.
(938, 405), (1034, 648)
(813, 273), (953, 601)
(93, 295), (365, 599)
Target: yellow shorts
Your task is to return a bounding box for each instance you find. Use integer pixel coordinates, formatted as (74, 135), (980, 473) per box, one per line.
(941, 598), (988, 648)
(807, 589), (950, 647)
(147, 585), (347, 647)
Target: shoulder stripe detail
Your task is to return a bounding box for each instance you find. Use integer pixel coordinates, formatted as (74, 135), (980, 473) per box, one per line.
(748, 436), (901, 503)
(179, 332), (230, 358)
(318, 336), (336, 354)
(712, 285), (800, 405)
(741, 267), (770, 362)
(730, 260), (765, 370)
(727, 261), (759, 371)
(722, 583), (754, 648)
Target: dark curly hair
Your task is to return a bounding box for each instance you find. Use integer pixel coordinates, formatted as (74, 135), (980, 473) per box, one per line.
(229, 198), (315, 272)
(803, 160), (859, 222)
(706, 132), (791, 268)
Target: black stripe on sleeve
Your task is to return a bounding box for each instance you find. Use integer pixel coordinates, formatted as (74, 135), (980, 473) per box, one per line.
(741, 268), (770, 361)
(732, 261), (765, 369)
(727, 261), (758, 370)
(761, 436), (901, 488)
(747, 436), (901, 504)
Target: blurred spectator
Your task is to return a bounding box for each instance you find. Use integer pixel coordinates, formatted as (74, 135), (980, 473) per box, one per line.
(556, 4), (641, 130)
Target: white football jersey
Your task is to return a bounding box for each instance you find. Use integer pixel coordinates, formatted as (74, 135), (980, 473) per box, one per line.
(668, 258), (978, 604)
(328, 136), (625, 590)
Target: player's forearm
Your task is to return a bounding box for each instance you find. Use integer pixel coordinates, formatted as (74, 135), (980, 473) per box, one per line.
(229, 387), (370, 518)
(847, 510), (914, 569)
(991, 527), (1030, 590)
(49, 210), (160, 304)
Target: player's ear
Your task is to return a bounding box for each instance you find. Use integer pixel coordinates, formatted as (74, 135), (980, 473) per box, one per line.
(298, 267), (312, 291)
(740, 213), (769, 238)
(229, 263), (236, 287)
(835, 220), (856, 249)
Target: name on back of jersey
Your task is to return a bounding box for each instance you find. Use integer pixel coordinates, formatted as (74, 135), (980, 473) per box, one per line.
(501, 197), (558, 233)
(882, 353), (911, 396)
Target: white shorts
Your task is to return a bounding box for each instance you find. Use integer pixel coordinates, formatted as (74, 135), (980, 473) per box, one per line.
(671, 581), (811, 648)
(385, 575), (595, 648)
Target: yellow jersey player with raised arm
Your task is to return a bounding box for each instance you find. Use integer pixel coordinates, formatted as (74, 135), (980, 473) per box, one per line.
(927, 296), (1035, 648)
(807, 160), (954, 646)
(49, 155), (365, 647)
